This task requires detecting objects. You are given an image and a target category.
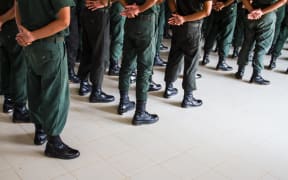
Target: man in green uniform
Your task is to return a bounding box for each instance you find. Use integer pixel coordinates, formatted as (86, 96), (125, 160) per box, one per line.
(0, 0), (29, 123)
(118, 0), (159, 125)
(15, 0), (79, 159)
(235, 0), (286, 85)
(267, 5), (288, 69)
(163, 0), (211, 107)
(201, 0), (237, 71)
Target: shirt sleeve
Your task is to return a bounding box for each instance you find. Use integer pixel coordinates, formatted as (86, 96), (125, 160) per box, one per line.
(50, 0), (75, 14)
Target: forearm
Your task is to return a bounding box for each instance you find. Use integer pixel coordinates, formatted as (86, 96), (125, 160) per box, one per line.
(118, 0), (127, 6)
(0, 6), (15, 24)
(242, 0), (253, 11)
(223, 0), (235, 7)
(15, 0), (21, 27)
(183, 1), (212, 22)
(168, 0), (177, 13)
(31, 7), (70, 41)
(262, 0), (287, 14)
(99, 0), (112, 6)
(138, 0), (158, 13)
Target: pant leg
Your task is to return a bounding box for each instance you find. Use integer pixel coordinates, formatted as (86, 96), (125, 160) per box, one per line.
(24, 41), (69, 136)
(77, 9), (93, 80)
(0, 47), (3, 94)
(217, 4), (237, 57)
(88, 9), (110, 88)
(164, 27), (184, 83)
(272, 25), (288, 57)
(271, 5), (286, 46)
(253, 12), (276, 72)
(203, 11), (219, 53)
(110, 2), (125, 62)
(1, 21), (27, 104)
(182, 22), (202, 92)
(237, 18), (256, 67)
(232, 5), (245, 48)
(119, 19), (138, 93)
(66, 6), (80, 70)
(155, 3), (165, 54)
(134, 14), (156, 101)
(78, 8), (110, 88)
(0, 47), (11, 98)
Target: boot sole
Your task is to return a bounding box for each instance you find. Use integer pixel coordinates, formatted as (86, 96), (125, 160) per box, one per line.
(132, 119), (159, 126)
(44, 151), (80, 160)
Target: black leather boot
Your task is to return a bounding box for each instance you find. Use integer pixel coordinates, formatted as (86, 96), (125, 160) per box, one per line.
(232, 47), (239, 58)
(108, 60), (120, 76)
(154, 53), (167, 66)
(12, 103), (30, 123)
(267, 56), (277, 70)
(132, 101), (159, 125)
(235, 66), (245, 79)
(34, 124), (47, 145)
(181, 92), (202, 108)
(148, 79), (162, 92)
(68, 67), (80, 83)
(118, 91), (135, 115)
(216, 57), (233, 71)
(45, 135), (80, 159)
(249, 70), (270, 85)
(89, 87), (115, 103)
(201, 52), (210, 65)
(163, 83), (178, 98)
(3, 97), (14, 113)
(79, 80), (91, 96)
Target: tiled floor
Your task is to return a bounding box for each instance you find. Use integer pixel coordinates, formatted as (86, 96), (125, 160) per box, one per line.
(1, 41), (288, 180)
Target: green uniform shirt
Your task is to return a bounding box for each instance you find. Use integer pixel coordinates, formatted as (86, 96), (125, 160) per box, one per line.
(0, 0), (13, 15)
(17, 0), (75, 37)
(125, 0), (157, 14)
(252, 0), (277, 8)
(176, 0), (212, 16)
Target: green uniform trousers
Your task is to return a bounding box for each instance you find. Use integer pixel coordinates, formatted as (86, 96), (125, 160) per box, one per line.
(155, 2), (165, 54)
(0, 47), (3, 95)
(203, 4), (237, 57)
(238, 12), (276, 72)
(272, 23), (288, 57)
(271, 5), (286, 47)
(232, 4), (245, 48)
(119, 13), (156, 101)
(165, 22), (202, 92)
(0, 20), (27, 104)
(23, 39), (69, 136)
(110, 2), (125, 63)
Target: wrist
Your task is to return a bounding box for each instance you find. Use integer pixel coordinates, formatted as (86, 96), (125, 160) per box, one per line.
(30, 32), (37, 42)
